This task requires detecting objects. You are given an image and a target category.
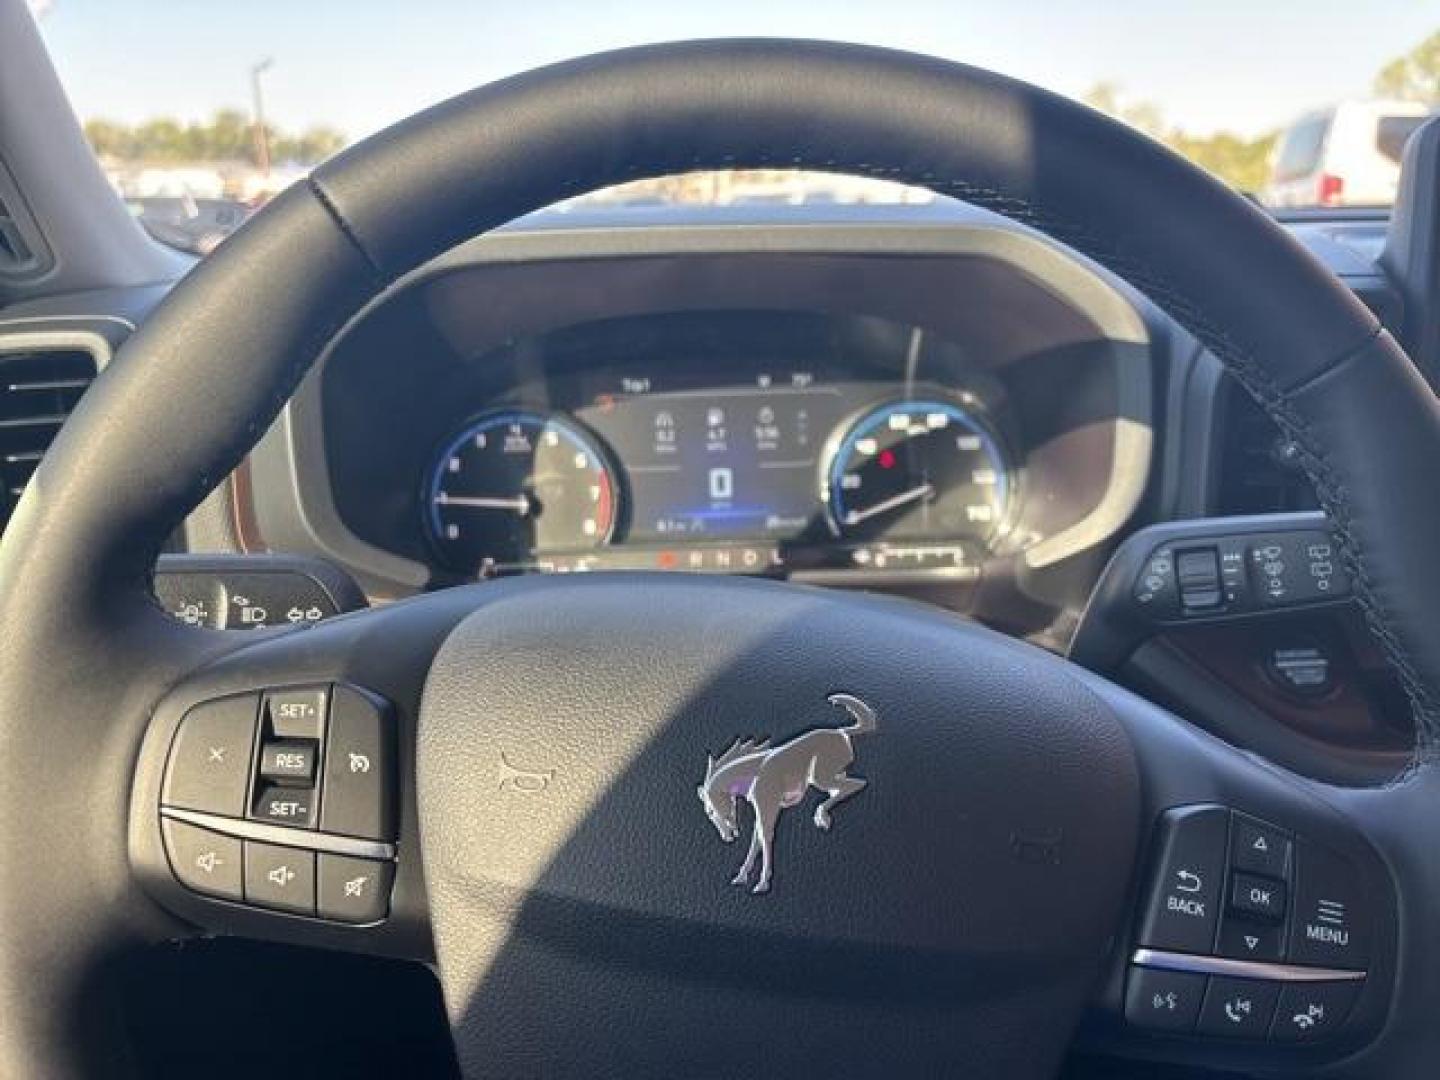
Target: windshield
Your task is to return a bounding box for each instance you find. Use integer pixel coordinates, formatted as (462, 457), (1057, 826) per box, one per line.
(30, 0), (1439, 253)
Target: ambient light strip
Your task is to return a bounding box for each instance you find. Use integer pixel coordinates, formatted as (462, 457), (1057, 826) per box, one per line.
(161, 805), (397, 861)
(1132, 948), (1366, 983)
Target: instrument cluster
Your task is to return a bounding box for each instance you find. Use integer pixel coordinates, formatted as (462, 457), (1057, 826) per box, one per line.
(425, 385), (1015, 579)
(409, 309), (1034, 583)
(313, 302), (1144, 608)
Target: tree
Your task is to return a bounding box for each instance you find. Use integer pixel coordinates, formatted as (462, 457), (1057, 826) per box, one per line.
(1083, 82), (1164, 139)
(272, 125), (347, 165)
(1374, 30), (1440, 104)
(80, 110), (348, 166)
(1083, 83), (1276, 193)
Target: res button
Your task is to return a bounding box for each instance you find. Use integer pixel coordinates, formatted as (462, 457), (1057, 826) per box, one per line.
(258, 739), (318, 785)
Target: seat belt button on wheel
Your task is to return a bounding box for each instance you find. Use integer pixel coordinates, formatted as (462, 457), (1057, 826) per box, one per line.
(160, 693), (260, 818)
(1137, 805), (1228, 953)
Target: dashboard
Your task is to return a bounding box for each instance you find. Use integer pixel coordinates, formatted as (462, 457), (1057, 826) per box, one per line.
(255, 211), (1156, 631)
(0, 200), (1416, 777)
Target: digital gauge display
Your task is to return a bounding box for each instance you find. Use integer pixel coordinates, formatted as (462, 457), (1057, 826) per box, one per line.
(426, 410), (617, 572)
(423, 379), (1016, 575)
(824, 399), (1010, 543)
(577, 382), (834, 543)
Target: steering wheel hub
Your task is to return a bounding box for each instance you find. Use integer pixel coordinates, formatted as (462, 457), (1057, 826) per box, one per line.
(417, 574), (1139, 1073)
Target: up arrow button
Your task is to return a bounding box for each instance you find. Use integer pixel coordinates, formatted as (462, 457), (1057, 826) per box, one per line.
(1231, 812), (1291, 878)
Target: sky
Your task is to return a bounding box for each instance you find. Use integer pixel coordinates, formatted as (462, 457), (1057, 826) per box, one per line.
(33, 0), (1439, 143)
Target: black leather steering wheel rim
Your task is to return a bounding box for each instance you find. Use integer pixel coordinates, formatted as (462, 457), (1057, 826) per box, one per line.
(4, 38), (1440, 1077)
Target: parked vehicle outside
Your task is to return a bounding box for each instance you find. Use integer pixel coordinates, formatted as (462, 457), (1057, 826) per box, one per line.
(124, 194), (251, 256)
(1262, 98), (1431, 208)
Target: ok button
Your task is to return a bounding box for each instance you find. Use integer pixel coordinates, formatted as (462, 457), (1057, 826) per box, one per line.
(1231, 872), (1287, 921)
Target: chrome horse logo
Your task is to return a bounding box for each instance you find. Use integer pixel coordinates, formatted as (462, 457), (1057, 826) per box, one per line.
(697, 693), (876, 894)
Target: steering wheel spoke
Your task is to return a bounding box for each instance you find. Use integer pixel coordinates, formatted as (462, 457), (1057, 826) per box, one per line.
(1080, 683), (1398, 1070)
(127, 588), (481, 962)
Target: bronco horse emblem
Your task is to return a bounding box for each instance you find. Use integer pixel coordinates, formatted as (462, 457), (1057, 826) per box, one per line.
(697, 693), (876, 894)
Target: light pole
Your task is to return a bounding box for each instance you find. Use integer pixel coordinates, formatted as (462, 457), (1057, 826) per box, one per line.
(250, 58), (274, 176)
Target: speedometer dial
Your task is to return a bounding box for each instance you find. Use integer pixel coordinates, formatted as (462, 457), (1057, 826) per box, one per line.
(824, 399), (1010, 543)
(426, 410), (618, 573)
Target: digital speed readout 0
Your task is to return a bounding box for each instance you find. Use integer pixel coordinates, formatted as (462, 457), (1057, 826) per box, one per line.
(576, 381), (833, 542)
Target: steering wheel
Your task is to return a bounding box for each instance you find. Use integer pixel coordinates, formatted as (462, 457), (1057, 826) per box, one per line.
(4, 40), (1439, 1078)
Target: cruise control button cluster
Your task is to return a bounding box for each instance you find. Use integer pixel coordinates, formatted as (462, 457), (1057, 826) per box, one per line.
(158, 682), (398, 925)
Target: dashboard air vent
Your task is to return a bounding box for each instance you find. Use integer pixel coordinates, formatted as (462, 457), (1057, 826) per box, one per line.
(0, 347), (98, 533)
(1215, 378), (1318, 515)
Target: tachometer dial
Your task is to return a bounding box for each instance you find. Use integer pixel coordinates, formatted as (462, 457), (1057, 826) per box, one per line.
(426, 410), (618, 573)
(824, 399), (1010, 542)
